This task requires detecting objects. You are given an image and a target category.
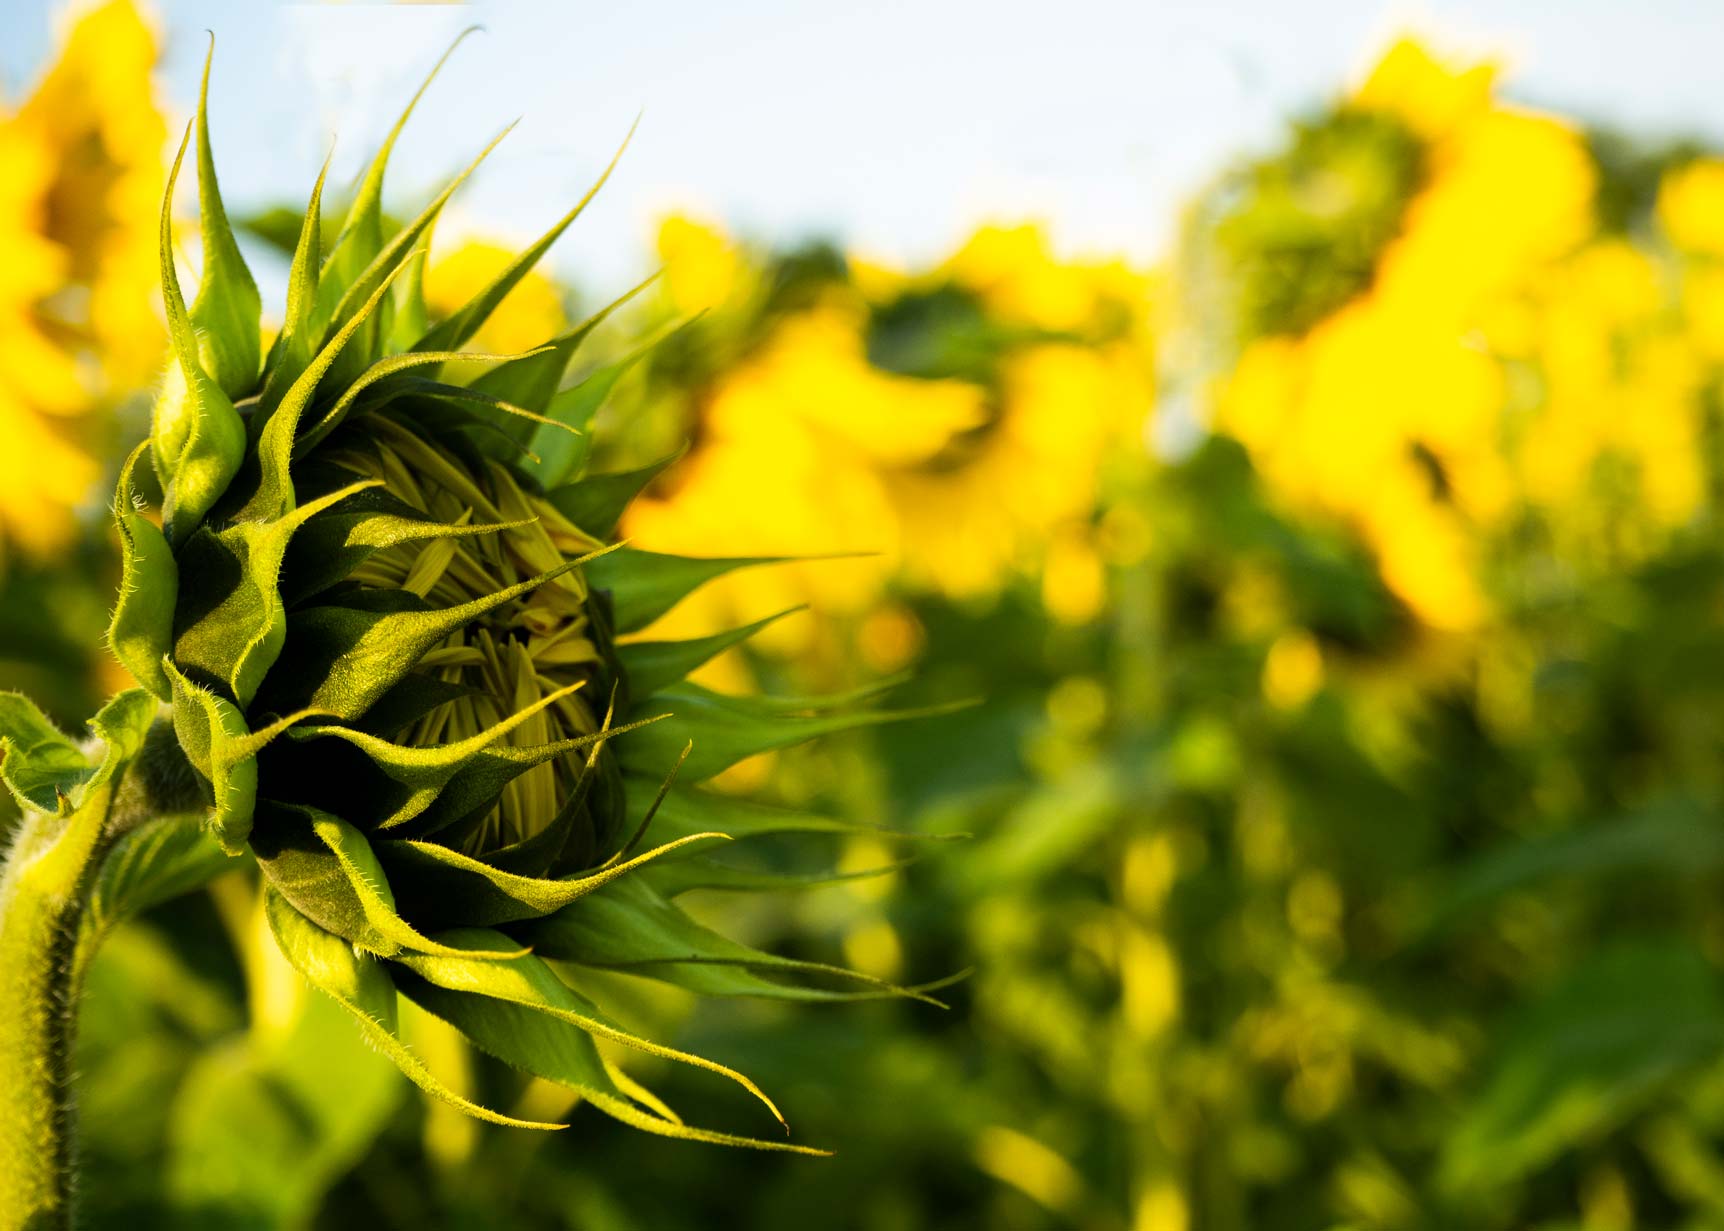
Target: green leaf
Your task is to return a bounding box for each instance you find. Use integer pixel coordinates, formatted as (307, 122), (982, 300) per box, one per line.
(152, 125), (245, 543)
(107, 444), (178, 701)
(167, 987), (402, 1225)
(619, 607), (804, 698)
(82, 812), (229, 950)
(1442, 941), (1724, 1193)
(0, 690), (152, 821)
(83, 690), (158, 796)
(263, 889), (560, 1130)
(187, 37), (261, 397)
(0, 691), (156, 936)
(546, 445), (685, 539)
(619, 683), (967, 781)
(0, 693), (87, 814)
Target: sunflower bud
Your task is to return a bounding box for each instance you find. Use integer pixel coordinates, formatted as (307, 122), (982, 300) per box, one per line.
(84, 36), (956, 1149)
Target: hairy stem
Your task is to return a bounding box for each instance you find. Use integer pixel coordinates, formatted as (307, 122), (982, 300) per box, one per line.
(0, 720), (196, 1230)
(0, 798), (121, 1228)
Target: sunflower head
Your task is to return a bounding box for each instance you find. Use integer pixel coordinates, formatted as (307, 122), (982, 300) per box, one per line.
(94, 34), (952, 1150)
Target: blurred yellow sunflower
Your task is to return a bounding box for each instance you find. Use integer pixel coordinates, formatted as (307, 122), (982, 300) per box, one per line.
(0, 0), (164, 561)
(621, 217), (1151, 673)
(1207, 38), (1707, 633)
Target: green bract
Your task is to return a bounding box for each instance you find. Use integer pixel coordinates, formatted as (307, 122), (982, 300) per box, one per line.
(86, 35), (955, 1151)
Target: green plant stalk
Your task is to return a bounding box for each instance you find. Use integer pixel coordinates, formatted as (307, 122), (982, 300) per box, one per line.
(0, 723), (195, 1230)
(1, 802), (118, 1227)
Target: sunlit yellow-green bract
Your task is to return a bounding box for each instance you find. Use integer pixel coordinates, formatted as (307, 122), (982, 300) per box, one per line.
(7, 33), (955, 1155)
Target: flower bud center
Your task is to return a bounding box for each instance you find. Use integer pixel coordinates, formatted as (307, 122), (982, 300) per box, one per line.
(332, 416), (619, 860)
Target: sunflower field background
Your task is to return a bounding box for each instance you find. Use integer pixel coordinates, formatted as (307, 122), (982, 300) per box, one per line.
(9, 2), (1724, 1228)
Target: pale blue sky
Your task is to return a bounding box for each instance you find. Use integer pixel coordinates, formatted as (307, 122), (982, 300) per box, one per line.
(6, 1), (1724, 300)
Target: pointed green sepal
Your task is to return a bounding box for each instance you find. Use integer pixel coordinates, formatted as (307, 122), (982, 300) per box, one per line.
(547, 444), (686, 539)
(394, 968), (826, 1152)
(240, 265), (411, 524)
(188, 37), (261, 397)
(522, 874), (941, 1003)
(392, 928), (798, 1133)
(641, 849), (922, 896)
(321, 123), (517, 393)
(587, 548), (852, 634)
(165, 661), (324, 853)
(153, 125), (246, 543)
(107, 445), (178, 701)
(415, 117), (637, 355)
(388, 246), (429, 352)
(316, 27), (479, 333)
(296, 346), (553, 456)
(252, 803), (526, 959)
(260, 548), (615, 720)
(620, 683), (971, 781)
(288, 681), (587, 829)
(464, 273), (656, 425)
(642, 783), (959, 846)
(516, 351), (641, 489)
(619, 606), (804, 698)
(378, 829), (725, 928)
(176, 480), (381, 706)
(257, 154), (328, 413)
(382, 377), (579, 444)
(262, 888), (562, 1130)
(280, 497), (533, 606)
(354, 710), (633, 844)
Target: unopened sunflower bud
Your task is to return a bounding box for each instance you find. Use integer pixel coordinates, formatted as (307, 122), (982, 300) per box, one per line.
(78, 32), (959, 1152)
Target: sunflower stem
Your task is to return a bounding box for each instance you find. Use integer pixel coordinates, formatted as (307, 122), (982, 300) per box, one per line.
(0, 722), (197, 1229)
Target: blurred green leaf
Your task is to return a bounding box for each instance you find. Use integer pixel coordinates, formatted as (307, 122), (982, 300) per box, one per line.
(1443, 942), (1724, 1193)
